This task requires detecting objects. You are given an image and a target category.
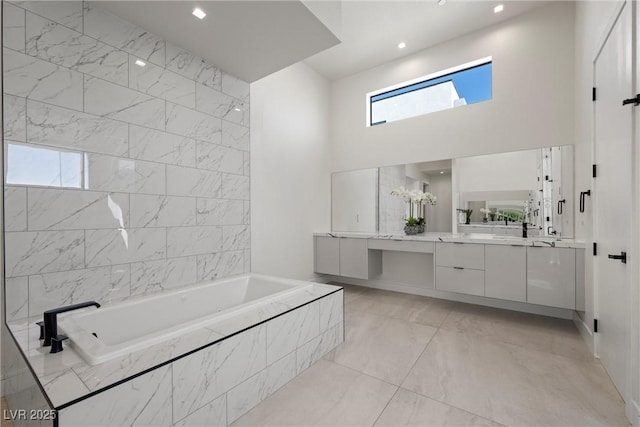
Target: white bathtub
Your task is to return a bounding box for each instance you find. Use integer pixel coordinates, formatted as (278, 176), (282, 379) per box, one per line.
(58, 274), (313, 365)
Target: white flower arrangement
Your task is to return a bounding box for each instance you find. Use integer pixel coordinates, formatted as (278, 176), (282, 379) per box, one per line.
(480, 208), (491, 215)
(390, 186), (437, 225)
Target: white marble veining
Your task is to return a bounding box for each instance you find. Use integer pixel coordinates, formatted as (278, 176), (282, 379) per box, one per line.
(130, 256), (198, 296)
(222, 71), (250, 101)
(197, 141), (244, 174)
(28, 265), (130, 316)
(14, 0), (83, 32)
(86, 153), (166, 194)
(27, 99), (129, 156)
(3, 3), (25, 52)
(296, 322), (344, 374)
(130, 56), (196, 108)
(266, 302), (320, 364)
(166, 42), (222, 90)
(28, 188), (129, 231)
(84, 75), (166, 129)
(26, 12), (129, 85)
(196, 198), (245, 226)
(83, 2), (165, 65)
(222, 173), (250, 200)
(4, 48), (83, 110)
(227, 352), (297, 424)
(223, 225), (250, 251)
(5, 230), (84, 277)
(243, 201), (251, 225)
(244, 249), (251, 273)
(4, 94), (27, 142)
(39, 370), (89, 408)
(175, 394), (227, 427)
(166, 102), (222, 143)
(5, 186), (27, 232)
(130, 194), (196, 228)
(5, 277), (29, 322)
(59, 365), (173, 426)
(85, 228), (166, 267)
(196, 83), (241, 119)
(172, 325), (267, 422)
(166, 165), (222, 198)
(167, 226), (222, 257)
(319, 290), (344, 332)
(221, 120), (250, 151)
(129, 124), (196, 167)
(197, 251), (245, 282)
(243, 151), (250, 176)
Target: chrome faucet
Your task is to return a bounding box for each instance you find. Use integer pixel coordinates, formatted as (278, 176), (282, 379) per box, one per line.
(39, 301), (100, 353)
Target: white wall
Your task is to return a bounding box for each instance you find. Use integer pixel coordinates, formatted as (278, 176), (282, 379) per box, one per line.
(425, 174), (452, 232)
(330, 2), (575, 173)
(251, 62), (332, 280)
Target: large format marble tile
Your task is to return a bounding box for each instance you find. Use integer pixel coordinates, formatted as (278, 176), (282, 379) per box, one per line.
(13, 1), (83, 31)
(5, 278), (28, 322)
(172, 325), (267, 422)
(196, 198), (244, 226)
(5, 186), (27, 232)
(129, 124), (196, 167)
(266, 302), (319, 364)
(243, 200), (251, 224)
(222, 173), (250, 200)
(85, 228), (166, 267)
(196, 251), (244, 281)
(227, 352), (297, 424)
(27, 188), (129, 231)
(325, 310), (437, 385)
(296, 322), (344, 374)
(223, 225), (250, 251)
(27, 100), (129, 156)
(130, 194), (196, 227)
(166, 165), (221, 198)
(167, 225), (222, 257)
(222, 72), (250, 102)
(85, 153), (166, 195)
(319, 290), (344, 332)
(196, 83), (243, 119)
(26, 13), (128, 85)
(165, 42), (222, 89)
(401, 329), (628, 426)
(5, 230), (84, 277)
(130, 256), (197, 296)
(3, 3), (25, 52)
(4, 94), (26, 142)
(374, 388), (502, 427)
(221, 120), (250, 151)
(39, 370), (90, 408)
(28, 265), (130, 315)
(196, 141), (244, 174)
(166, 102), (222, 143)
(129, 57), (195, 108)
(84, 76), (165, 130)
(175, 394), (226, 427)
(440, 303), (592, 360)
(59, 365), (172, 426)
(232, 359), (397, 427)
(4, 48), (83, 110)
(83, 2), (165, 65)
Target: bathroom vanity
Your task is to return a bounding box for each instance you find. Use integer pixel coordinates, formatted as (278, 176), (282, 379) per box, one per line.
(314, 232), (585, 314)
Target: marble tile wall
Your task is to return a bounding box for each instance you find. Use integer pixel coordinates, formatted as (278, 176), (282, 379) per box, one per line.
(2, 1), (251, 322)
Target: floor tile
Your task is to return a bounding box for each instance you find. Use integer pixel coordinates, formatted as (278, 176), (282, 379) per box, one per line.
(401, 329), (628, 426)
(232, 359), (397, 426)
(374, 388), (503, 426)
(324, 310), (437, 385)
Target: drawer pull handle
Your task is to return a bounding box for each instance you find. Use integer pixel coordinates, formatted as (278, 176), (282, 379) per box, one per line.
(453, 267), (464, 270)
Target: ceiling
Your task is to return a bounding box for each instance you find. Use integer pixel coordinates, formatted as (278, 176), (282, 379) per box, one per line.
(304, 0), (551, 80)
(95, 1), (340, 82)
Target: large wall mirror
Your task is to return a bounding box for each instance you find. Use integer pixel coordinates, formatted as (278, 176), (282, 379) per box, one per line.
(331, 145), (574, 238)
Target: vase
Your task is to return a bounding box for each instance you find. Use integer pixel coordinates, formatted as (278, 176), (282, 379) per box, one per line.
(417, 224), (425, 233)
(404, 225), (420, 235)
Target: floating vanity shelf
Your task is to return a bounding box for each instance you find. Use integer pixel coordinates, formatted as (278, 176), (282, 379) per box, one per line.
(313, 233), (585, 312)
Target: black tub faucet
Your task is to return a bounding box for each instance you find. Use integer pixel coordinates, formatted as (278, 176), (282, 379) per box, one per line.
(522, 222), (528, 238)
(41, 301), (100, 353)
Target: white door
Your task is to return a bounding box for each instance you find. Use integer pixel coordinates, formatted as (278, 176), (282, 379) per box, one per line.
(593, 2), (632, 397)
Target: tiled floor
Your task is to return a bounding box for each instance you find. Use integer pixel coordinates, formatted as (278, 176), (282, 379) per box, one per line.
(233, 284), (630, 427)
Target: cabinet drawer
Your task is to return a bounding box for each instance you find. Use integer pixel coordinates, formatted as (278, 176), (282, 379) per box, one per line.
(435, 266), (485, 296)
(367, 239), (434, 253)
(435, 242), (485, 270)
(314, 236), (340, 275)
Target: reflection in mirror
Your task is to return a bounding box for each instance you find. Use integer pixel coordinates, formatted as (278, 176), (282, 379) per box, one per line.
(331, 168), (378, 232)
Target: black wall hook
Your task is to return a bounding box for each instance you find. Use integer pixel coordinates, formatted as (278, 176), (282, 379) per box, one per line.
(579, 190), (591, 213)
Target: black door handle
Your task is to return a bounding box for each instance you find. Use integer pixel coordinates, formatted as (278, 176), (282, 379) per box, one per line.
(580, 190), (591, 213)
(557, 199), (565, 215)
(608, 252), (627, 264)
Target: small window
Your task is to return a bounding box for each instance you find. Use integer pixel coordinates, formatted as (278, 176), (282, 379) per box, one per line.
(368, 58), (492, 126)
(6, 143), (84, 188)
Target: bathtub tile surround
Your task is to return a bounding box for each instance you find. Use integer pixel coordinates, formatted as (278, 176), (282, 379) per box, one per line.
(2, 1), (251, 322)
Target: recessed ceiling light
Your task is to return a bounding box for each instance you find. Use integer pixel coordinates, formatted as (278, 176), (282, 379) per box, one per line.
(398, 42), (407, 49)
(192, 7), (206, 19)
(234, 107), (242, 112)
(440, 171), (445, 174)
(494, 4), (504, 13)
(437, 0), (447, 5)
(134, 59), (146, 67)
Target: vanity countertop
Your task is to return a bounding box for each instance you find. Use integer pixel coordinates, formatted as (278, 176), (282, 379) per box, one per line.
(313, 231), (586, 249)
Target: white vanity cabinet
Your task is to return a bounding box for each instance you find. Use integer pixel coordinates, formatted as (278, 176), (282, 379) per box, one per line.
(314, 236), (340, 275)
(526, 246), (576, 309)
(435, 243), (485, 296)
(314, 236), (381, 279)
(485, 245), (527, 302)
